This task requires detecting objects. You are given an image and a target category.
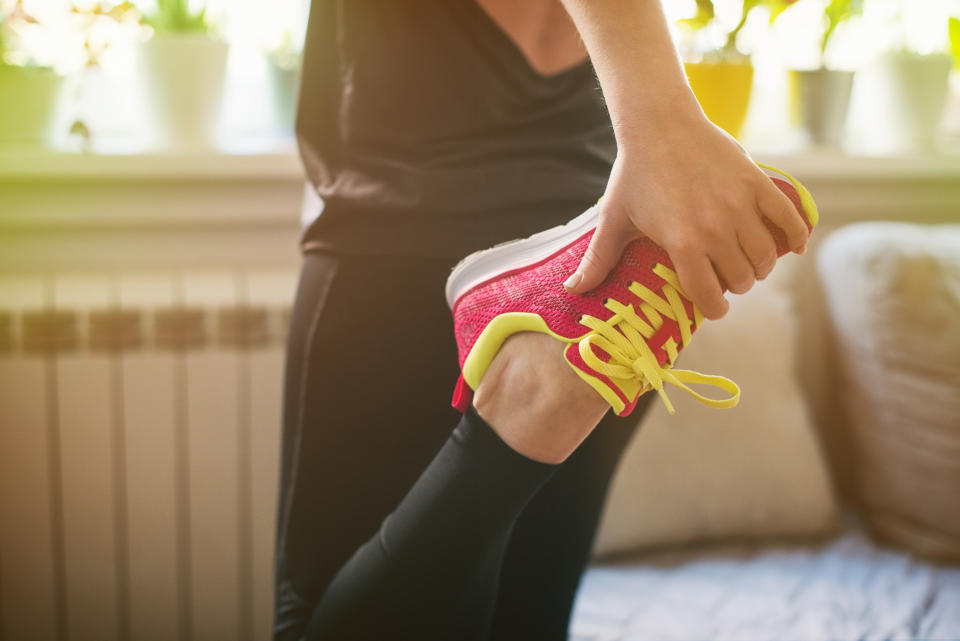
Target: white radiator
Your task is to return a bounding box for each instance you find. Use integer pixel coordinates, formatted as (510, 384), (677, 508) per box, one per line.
(0, 269), (298, 641)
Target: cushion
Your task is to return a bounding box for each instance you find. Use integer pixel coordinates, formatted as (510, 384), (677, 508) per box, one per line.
(816, 222), (960, 561)
(592, 262), (838, 558)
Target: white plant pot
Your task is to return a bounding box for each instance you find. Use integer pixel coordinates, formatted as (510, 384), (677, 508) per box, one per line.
(138, 34), (229, 149)
(873, 51), (952, 152)
(267, 59), (301, 135)
(0, 65), (64, 145)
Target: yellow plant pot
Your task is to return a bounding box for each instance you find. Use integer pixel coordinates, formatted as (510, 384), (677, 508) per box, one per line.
(684, 62), (754, 140)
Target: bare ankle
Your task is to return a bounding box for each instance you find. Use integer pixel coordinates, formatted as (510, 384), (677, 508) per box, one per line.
(473, 333), (609, 464)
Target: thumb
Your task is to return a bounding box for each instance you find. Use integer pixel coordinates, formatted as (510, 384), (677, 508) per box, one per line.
(563, 217), (632, 294)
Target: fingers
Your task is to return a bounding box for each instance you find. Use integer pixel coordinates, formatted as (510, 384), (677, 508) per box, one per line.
(708, 240), (757, 296)
(672, 249), (729, 321)
(756, 175), (809, 254)
(564, 213), (634, 294)
(737, 213), (778, 281)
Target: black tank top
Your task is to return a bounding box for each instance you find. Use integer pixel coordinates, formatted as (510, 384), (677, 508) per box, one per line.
(297, 0), (616, 259)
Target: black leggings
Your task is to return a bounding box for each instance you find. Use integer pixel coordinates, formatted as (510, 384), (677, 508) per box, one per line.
(274, 250), (653, 641)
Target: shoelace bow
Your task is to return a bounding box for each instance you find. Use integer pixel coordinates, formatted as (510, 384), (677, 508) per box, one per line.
(577, 263), (740, 414)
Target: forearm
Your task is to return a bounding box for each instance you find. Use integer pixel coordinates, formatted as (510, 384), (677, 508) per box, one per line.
(559, 1), (809, 318)
(558, 0), (705, 145)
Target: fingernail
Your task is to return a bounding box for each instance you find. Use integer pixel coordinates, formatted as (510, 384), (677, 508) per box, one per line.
(563, 272), (582, 289)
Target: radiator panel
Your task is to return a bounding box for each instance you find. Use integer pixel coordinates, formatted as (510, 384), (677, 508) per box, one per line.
(0, 355), (61, 641)
(122, 352), (182, 641)
(0, 269), (296, 641)
(0, 275), (63, 641)
(56, 353), (121, 641)
(249, 348), (285, 641)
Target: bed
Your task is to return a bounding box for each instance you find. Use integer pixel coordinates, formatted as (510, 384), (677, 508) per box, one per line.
(573, 521), (960, 641)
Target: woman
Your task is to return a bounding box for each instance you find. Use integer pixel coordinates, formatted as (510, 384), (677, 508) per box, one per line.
(274, 1), (810, 639)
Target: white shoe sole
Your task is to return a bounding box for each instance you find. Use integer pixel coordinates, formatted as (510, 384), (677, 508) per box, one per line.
(445, 204), (600, 309)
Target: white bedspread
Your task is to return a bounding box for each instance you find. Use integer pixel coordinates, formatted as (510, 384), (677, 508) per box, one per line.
(573, 527), (960, 641)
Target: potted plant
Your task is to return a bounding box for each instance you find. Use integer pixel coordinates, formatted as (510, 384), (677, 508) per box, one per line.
(0, 2), (65, 146)
(786, 0), (862, 147)
(869, 11), (958, 152)
(679, 0), (794, 140)
(265, 31), (301, 135)
(65, 2), (145, 151)
(137, 0), (228, 148)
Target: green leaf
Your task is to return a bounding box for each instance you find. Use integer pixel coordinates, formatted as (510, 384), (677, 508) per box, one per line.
(145, 0), (212, 35)
(765, 0), (796, 24)
(725, 0), (764, 52)
(678, 0), (715, 31)
(949, 16), (960, 69)
(822, 0), (862, 54)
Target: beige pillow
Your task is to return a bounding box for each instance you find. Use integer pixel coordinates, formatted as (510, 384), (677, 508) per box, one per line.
(592, 264), (838, 558)
(817, 223), (960, 561)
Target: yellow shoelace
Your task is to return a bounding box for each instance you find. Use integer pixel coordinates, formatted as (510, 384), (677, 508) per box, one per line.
(577, 264), (740, 414)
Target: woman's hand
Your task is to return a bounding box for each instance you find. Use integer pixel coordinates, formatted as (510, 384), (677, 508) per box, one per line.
(563, 110), (810, 320)
(555, 0), (811, 320)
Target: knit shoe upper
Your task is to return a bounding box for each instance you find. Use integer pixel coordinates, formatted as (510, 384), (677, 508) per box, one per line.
(447, 165), (818, 417)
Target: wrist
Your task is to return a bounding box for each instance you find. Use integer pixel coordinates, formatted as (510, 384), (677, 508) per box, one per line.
(610, 84), (706, 152)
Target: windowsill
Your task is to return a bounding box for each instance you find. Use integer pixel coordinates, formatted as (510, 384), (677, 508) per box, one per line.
(0, 140), (958, 234)
(0, 137), (303, 181)
(2, 140), (960, 182)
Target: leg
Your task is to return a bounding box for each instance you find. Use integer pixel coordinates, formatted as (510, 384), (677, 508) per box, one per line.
(303, 334), (612, 640)
(304, 408), (557, 641)
(487, 397), (655, 641)
(274, 251), (464, 641)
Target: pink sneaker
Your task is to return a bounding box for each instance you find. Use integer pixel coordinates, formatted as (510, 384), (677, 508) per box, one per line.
(447, 164), (818, 417)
